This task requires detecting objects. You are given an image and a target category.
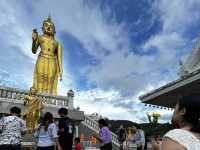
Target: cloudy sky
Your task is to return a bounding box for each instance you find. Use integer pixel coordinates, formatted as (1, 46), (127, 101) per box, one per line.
(0, 0), (200, 123)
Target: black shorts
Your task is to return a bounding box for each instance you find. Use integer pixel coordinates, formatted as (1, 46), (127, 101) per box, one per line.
(60, 142), (73, 150)
(0, 144), (21, 150)
(137, 145), (143, 150)
(59, 137), (73, 150)
(100, 143), (112, 150)
(37, 146), (55, 150)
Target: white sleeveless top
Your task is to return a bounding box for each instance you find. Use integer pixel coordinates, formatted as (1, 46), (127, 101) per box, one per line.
(164, 129), (200, 150)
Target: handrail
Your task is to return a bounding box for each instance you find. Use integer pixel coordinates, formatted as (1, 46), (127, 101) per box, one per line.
(83, 116), (120, 147)
(0, 86), (68, 107)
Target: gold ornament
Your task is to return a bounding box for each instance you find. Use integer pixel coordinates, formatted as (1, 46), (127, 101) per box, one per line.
(22, 87), (45, 133)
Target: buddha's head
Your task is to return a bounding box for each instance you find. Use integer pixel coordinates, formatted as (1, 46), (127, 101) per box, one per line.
(30, 86), (37, 95)
(42, 15), (56, 36)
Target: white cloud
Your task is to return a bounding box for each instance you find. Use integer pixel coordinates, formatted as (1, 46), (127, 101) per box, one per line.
(79, 0), (200, 97)
(74, 88), (148, 123)
(141, 0), (200, 79)
(159, 111), (173, 123)
(153, 0), (200, 33)
(0, 1), (34, 60)
(145, 0), (200, 62)
(73, 88), (173, 123)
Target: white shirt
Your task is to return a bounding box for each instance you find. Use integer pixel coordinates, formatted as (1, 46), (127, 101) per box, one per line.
(164, 129), (200, 150)
(0, 116), (26, 145)
(139, 130), (145, 146)
(134, 129), (145, 147)
(35, 123), (58, 147)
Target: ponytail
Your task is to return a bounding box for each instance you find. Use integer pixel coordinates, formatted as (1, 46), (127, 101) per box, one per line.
(44, 120), (50, 131)
(41, 112), (53, 132)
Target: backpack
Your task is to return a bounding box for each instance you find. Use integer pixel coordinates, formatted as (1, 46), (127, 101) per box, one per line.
(60, 117), (74, 136)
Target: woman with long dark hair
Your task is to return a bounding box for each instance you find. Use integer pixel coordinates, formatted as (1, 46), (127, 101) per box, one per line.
(152, 94), (200, 150)
(34, 112), (62, 150)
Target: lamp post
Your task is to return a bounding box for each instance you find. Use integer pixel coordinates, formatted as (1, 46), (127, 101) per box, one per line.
(147, 112), (161, 124)
(147, 112), (161, 137)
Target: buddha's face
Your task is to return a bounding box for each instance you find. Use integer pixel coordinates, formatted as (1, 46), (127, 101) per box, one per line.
(43, 21), (55, 36)
(30, 87), (37, 95)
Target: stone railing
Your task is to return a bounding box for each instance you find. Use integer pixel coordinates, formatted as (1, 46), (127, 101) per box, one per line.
(83, 116), (120, 147)
(0, 86), (69, 107)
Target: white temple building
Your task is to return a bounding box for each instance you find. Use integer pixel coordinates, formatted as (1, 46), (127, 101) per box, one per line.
(140, 34), (200, 108)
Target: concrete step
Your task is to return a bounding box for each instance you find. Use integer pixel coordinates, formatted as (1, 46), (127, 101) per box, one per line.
(22, 133), (35, 142)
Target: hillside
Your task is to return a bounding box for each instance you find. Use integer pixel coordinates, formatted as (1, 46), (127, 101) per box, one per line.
(108, 120), (172, 136)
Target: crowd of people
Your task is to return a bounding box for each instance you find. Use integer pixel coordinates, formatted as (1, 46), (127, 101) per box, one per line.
(0, 106), (113, 150)
(0, 94), (200, 150)
(0, 107), (75, 150)
(116, 124), (146, 150)
(115, 94), (200, 150)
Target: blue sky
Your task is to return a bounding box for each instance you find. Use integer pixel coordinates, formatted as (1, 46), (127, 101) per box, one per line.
(0, 0), (200, 123)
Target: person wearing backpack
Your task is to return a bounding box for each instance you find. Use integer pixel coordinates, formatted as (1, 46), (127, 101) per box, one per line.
(34, 112), (62, 150)
(58, 108), (75, 150)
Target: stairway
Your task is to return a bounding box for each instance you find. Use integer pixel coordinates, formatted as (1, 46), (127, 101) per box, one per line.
(81, 116), (120, 149)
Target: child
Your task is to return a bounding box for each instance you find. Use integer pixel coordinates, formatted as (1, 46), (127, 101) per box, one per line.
(74, 137), (82, 150)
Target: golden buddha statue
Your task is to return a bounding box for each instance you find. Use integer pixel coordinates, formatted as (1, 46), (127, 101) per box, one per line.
(32, 16), (62, 95)
(22, 87), (45, 133)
